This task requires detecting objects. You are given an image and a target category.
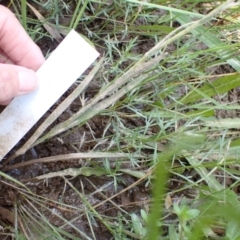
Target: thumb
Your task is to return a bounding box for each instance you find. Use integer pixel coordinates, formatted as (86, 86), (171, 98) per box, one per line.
(0, 64), (38, 105)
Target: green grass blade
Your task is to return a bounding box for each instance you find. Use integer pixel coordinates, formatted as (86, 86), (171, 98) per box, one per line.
(176, 13), (240, 72)
(21, 0), (27, 30)
(0, 172), (29, 190)
(184, 155), (224, 191)
(35, 167), (107, 180)
(126, 0), (203, 18)
(203, 118), (240, 129)
(68, 0), (81, 30)
(180, 73), (240, 104)
(72, 0), (90, 30)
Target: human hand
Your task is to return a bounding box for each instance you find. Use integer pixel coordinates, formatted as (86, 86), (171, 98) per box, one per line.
(0, 5), (45, 105)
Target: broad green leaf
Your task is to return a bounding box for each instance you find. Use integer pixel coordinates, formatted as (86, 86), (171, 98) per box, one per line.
(131, 213), (146, 238)
(226, 220), (240, 240)
(173, 203), (181, 216)
(185, 209), (200, 221)
(174, 205), (200, 221)
(169, 224), (178, 240)
(140, 209), (148, 223)
(180, 74), (240, 104)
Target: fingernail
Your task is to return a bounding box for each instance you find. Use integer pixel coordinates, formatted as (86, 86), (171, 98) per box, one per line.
(18, 69), (38, 94)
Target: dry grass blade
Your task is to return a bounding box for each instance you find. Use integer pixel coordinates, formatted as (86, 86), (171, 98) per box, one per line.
(26, 166), (148, 182)
(27, 2), (62, 42)
(3, 151), (133, 171)
(28, 167), (106, 181)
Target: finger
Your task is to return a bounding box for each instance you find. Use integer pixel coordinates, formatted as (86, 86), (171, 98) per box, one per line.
(0, 99), (11, 105)
(0, 64), (38, 104)
(0, 49), (12, 64)
(0, 6), (45, 71)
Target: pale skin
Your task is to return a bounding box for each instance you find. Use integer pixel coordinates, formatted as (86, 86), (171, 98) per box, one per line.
(0, 5), (45, 105)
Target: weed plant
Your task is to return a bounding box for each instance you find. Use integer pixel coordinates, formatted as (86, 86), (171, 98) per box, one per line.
(2, 0), (240, 239)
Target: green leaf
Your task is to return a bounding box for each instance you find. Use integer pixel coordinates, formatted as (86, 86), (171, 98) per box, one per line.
(169, 224), (179, 240)
(140, 209), (148, 223)
(184, 155), (224, 191)
(186, 209), (200, 221)
(226, 220), (240, 240)
(171, 131), (206, 150)
(230, 138), (240, 147)
(186, 109), (214, 117)
(173, 203), (181, 216)
(180, 74), (240, 104)
(131, 213), (146, 238)
(176, 205), (200, 222)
